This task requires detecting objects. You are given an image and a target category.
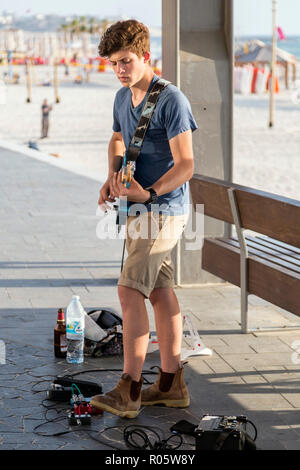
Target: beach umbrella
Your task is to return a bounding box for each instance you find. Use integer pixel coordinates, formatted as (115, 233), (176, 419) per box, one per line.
(235, 44), (295, 65)
(235, 39), (266, 57)
(235, 40), (297, 90)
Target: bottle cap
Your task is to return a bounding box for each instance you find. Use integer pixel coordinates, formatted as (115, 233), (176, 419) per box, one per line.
(72, 295), (80, 301)
(57, 308), (65, 321)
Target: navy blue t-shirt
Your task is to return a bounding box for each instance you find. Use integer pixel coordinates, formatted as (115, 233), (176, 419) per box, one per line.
(112, 74), (198, 215)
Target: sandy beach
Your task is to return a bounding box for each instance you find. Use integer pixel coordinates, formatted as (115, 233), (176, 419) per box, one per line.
(0, 64), (300, 200)
(234, 86), (300, 200)
(0, 66), (120, 181)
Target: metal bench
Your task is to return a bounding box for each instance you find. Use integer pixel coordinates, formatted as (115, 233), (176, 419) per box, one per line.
(190, 174), (300, 333)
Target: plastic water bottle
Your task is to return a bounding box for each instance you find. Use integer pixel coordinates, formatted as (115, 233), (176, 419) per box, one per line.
(66, 295), (85, 364)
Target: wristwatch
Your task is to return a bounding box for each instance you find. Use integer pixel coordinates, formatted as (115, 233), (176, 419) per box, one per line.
(145, 188), (158, 204)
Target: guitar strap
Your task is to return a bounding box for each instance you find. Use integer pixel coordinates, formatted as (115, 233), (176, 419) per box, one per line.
(127, 77), (171, 163)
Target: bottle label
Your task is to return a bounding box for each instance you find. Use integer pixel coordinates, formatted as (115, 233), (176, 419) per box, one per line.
(60, 334), (67, 352)
(67, 321), (84, 336)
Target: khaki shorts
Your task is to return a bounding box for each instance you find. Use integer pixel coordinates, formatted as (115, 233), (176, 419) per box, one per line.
(118, 211), (188, 298)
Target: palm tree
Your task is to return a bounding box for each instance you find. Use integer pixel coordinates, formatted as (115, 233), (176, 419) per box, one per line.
(100, 19), (110, 35)
(58, 23), (69, 45)
(70, 19), (80, 36)
(79, 16), (88, 32)
(88, 17), (100, 34)
(57, 16), (111, 54)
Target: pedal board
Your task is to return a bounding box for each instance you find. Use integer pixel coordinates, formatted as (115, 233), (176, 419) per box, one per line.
(54, 376), (102, 396)
(46, 386), (72, 402)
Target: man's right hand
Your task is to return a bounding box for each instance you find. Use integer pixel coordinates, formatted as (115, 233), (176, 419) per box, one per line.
(98, 176), (117, 210)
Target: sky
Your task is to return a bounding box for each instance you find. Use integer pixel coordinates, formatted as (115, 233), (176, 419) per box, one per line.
(1, 0), (299, 36)
(0, 0), (162, 27)
(234, 0), (300, 36)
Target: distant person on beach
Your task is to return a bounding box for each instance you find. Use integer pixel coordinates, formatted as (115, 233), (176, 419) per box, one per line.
(91, 19), (197, 419)
(64, 62), (69, 76)
(41, 99), (52, 138)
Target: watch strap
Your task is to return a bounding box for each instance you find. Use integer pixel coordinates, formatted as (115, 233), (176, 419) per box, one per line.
(145, 188), (158, 204)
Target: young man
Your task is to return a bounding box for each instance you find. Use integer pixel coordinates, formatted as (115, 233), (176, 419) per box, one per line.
(91, 19), (198, 418)
(41, 99), (52, 139)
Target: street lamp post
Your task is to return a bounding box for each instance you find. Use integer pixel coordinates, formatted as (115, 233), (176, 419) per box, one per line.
(53, 58), (60, 103)
(269, 0), (277, 127)
(26, 58), (32, 103)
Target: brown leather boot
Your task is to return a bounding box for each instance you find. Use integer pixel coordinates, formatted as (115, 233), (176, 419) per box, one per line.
(90, 373), (143, 418)
(141, 364), (190, 408)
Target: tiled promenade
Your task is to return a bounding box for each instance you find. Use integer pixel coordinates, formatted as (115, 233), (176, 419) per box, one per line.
(1, 146), (300, 450)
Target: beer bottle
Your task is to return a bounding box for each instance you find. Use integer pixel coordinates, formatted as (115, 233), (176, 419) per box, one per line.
(54, 308), (67, 358)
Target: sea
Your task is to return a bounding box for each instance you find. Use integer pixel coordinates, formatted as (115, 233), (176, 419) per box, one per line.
(237, 35), (300, 59)
(150, 35), (162, 60)
(150, 35), (300, 60)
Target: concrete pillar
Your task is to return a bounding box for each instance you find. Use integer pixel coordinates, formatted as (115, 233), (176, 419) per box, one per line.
(162, 0), (234, 285)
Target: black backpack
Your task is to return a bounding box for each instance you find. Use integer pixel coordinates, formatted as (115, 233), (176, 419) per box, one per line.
(84, 308), (123, 358)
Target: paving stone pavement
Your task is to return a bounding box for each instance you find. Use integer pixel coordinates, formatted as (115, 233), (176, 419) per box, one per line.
(1, 146), (300, 450)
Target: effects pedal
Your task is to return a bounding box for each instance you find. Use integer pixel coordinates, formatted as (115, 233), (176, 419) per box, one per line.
(73, 398), (103, 416)
(68, 411), (91, 426)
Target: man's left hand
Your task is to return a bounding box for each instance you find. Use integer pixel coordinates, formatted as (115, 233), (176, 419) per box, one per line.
(111, 171), (150, 203)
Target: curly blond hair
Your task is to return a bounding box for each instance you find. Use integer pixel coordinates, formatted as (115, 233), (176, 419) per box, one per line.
(98, 19), (150, 58)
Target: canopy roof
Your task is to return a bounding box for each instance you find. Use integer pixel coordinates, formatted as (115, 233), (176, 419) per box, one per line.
(235, 41), (297, 65)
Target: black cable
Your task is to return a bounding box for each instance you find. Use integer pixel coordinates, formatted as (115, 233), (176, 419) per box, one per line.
(30, 368), (186, 450)
(33, 420), (122, 450)
(123, 424), (183, 450)
(32, 410), (186, 451)
(61, 367), (157, 377)
(170, 431), (195, 449)
(246, 419), (258, 441)
(236, 416), (258, 442)
(33, 415), (68, 437)
(124, 426), (159, 450)
(86, 425), (128, 450)
(31, 379), (54, 394)
(161, 433), (184, 450)
(60, 368), (158, 385)
(120, 238), (126, 273)
(61, 368), (124, 378)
